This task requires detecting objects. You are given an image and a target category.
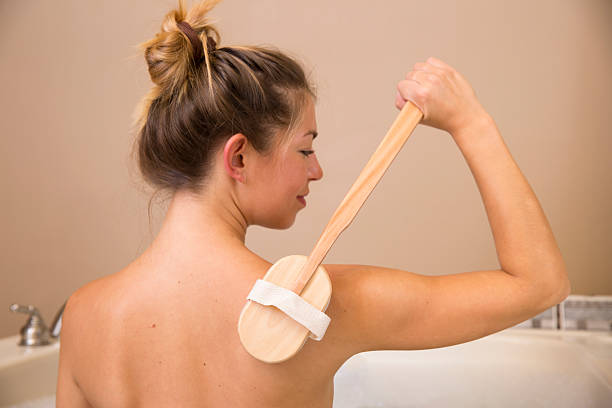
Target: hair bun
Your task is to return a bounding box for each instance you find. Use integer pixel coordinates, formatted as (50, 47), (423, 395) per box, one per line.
(138, 0), (221, 92)
(177, 20), (205, 64)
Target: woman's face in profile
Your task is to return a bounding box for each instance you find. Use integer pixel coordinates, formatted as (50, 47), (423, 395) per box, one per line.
(246, 96), (323, 230)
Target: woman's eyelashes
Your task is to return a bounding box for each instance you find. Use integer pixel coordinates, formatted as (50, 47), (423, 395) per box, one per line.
(300, 150), (315, 157)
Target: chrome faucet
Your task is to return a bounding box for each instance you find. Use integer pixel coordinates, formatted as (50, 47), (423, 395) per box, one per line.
(9, 301), (66, 346)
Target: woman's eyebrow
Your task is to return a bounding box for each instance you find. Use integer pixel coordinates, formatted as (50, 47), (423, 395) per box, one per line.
(303, 130), (318, 139)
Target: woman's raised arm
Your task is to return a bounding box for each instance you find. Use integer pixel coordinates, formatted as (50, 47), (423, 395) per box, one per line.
(317, 58), (569, 357)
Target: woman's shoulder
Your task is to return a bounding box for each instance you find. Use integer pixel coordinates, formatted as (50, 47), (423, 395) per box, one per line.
(63, 261), (148, 354)
(66, 266), (132, 317)
(59, 270), (123, 380)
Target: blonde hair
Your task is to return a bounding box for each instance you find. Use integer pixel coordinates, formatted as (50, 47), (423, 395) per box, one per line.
(131, 0), (316, 201)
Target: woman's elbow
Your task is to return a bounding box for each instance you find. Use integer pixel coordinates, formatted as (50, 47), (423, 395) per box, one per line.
(536, 269), (571, 311)
(556, 276), (572, 303)
(546, 270), (571, 306)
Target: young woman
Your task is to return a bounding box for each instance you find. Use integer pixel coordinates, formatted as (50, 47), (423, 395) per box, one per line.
(56, 0), (570, 406)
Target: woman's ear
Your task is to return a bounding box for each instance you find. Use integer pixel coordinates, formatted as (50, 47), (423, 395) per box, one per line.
(223, 133), (248, 183)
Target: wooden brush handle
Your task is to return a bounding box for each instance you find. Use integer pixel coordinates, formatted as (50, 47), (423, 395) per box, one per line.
(289, 101), (424, 293)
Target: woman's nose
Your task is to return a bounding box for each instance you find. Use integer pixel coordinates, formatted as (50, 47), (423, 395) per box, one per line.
(309, 155), (323, 181)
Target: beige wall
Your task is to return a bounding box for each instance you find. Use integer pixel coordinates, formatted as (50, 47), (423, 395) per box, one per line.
(1, 0), (610, 338)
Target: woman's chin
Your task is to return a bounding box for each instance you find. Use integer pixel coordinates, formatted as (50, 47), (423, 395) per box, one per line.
(258, 213), (297, 230)
(279, 216), (297, 230)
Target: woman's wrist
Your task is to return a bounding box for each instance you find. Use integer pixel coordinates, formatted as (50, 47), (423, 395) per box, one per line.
(450, 111), (497, 146)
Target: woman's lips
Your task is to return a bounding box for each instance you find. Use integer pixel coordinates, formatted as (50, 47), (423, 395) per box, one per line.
(297, 196), (306, 206)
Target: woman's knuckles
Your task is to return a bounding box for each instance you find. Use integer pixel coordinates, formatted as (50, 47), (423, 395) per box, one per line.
(427, 74), (440, 84)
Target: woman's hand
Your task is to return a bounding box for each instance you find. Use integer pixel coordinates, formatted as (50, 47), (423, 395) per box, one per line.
(395, 57), (489, 135)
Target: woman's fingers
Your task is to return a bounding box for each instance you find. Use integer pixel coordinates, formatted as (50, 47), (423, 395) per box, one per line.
(394, 90), (405, 110)
(407, 70), (441, 87)
(396, 80), (425, 115)
(410, 61), (446, 77)
(395, 56), (484, 134)
(425, 56), (454, 71)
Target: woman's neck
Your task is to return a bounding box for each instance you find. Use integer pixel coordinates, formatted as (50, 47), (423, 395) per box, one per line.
(150, 189), (249, 259)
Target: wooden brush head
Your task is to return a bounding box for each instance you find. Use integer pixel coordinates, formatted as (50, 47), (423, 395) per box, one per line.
(237, 255), (332, 363)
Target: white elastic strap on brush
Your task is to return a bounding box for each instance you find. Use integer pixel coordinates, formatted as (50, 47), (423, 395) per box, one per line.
(246, 279), (331, 341)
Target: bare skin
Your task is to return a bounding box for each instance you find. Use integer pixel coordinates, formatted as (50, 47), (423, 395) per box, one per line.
(56, 237), (354, 407)
(56, 57), (570, 407)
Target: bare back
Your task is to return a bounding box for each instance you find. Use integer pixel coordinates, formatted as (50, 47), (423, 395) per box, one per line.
(57, 247), (361, 408)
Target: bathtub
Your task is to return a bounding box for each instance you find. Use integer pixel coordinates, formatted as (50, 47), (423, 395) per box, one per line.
(333, 328), (612, 407)
(1, 328), (610, 407)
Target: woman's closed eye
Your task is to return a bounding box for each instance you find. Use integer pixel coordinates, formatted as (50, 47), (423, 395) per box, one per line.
(300, 150), (315, 157)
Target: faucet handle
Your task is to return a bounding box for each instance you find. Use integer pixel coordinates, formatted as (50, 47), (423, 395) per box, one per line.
(9, 304), (39, 316)
(9, 303), (51, 346)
